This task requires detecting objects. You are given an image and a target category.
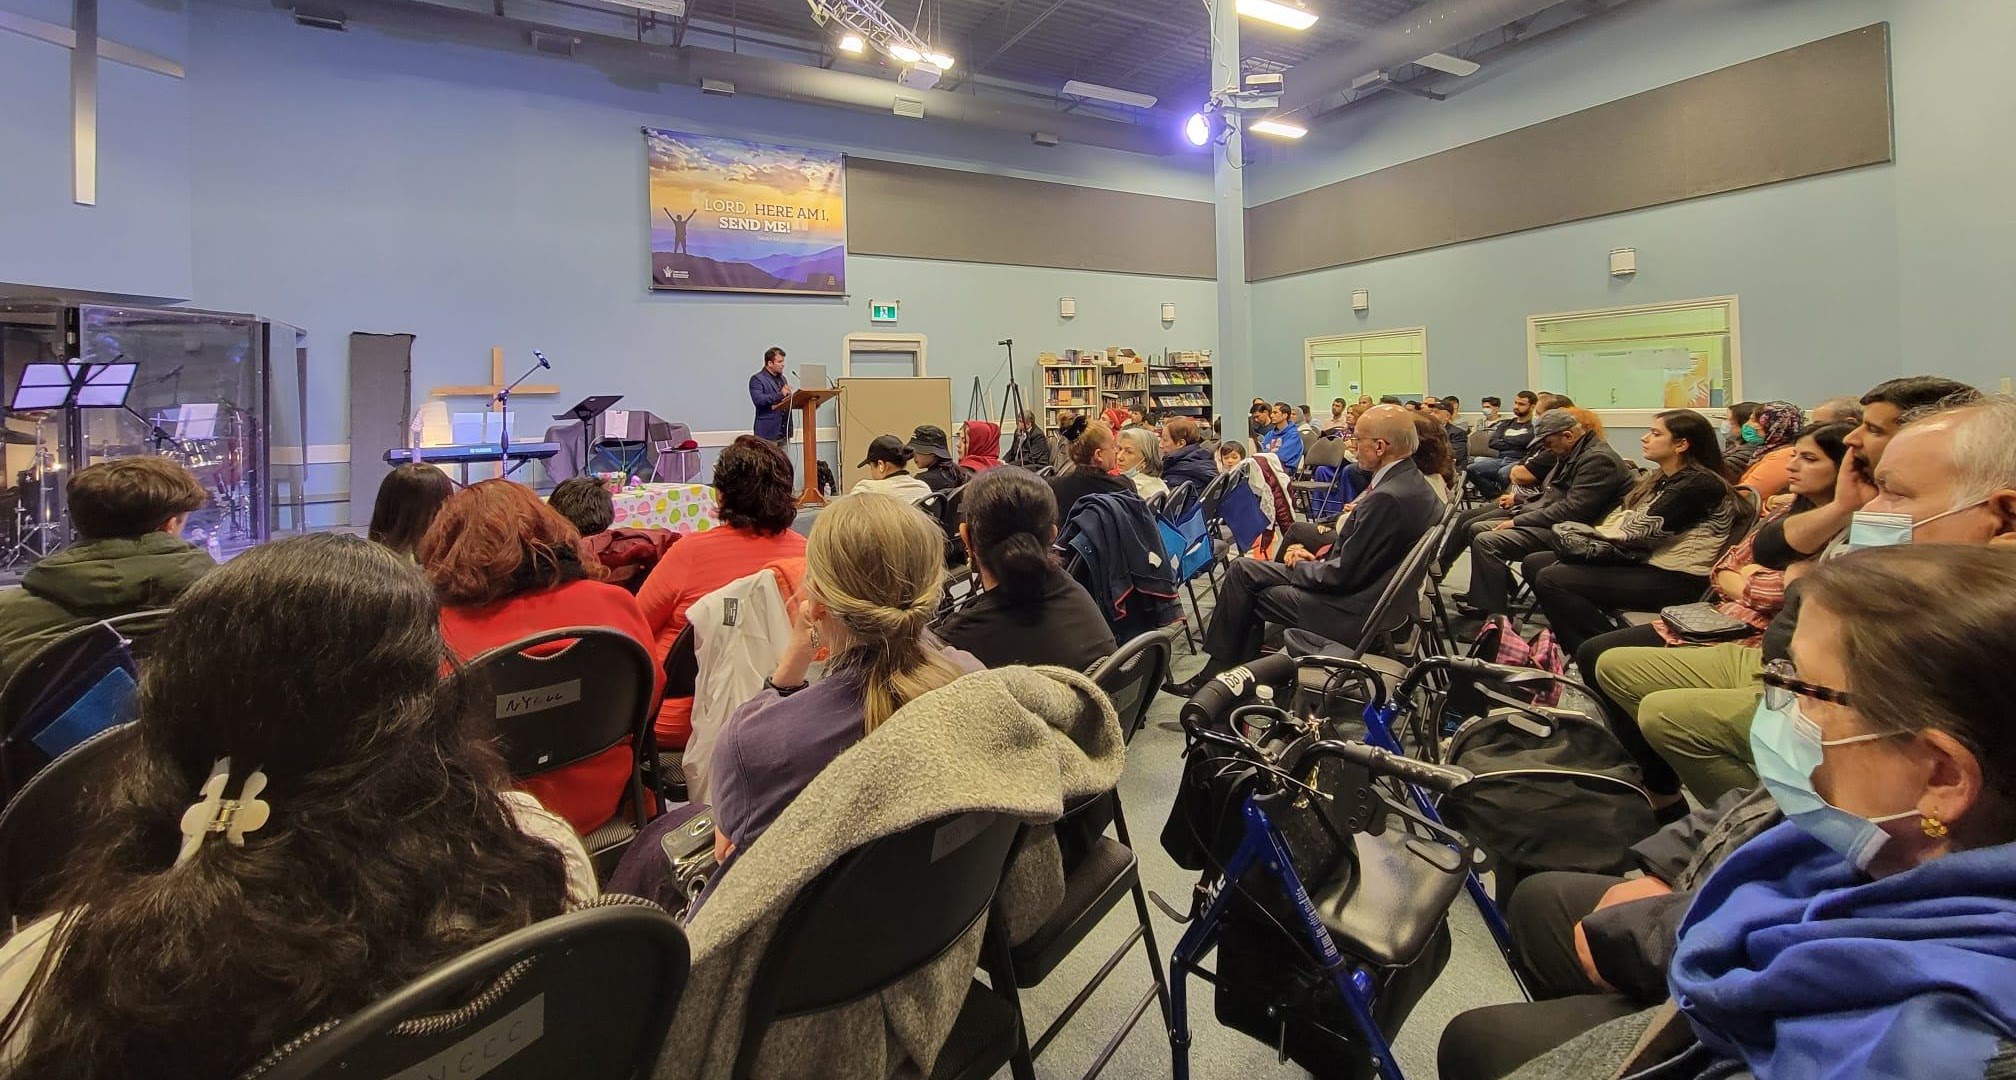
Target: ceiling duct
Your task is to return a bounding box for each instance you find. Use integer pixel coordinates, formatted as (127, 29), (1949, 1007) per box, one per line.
(1275, 0), (1562, 117)
(300, 0), (1173, 155)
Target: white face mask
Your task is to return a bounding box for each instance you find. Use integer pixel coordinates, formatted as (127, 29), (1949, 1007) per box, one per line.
(1846, 501), (1985, 550)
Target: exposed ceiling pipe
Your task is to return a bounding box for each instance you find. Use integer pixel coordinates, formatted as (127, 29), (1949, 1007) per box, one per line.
(1273, 0), (1564, 119)
(300, 0), (1179, 155)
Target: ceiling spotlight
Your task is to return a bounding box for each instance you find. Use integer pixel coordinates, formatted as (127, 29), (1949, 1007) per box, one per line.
(1250, 118), (1307, 139)
(838, 32), (865, 53)
(1184, 112), (1212, 147)
(926, 51), (955, 70)
(1237, 0), (1317, 30)
(888, 43), (923, 63)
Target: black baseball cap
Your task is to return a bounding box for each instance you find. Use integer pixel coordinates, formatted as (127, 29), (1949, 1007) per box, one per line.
(859, 434), (912, 468)
(907, 424), (951, 459)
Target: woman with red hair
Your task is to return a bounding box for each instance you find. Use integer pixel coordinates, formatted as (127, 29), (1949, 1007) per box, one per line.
(419, 479), (660, 834)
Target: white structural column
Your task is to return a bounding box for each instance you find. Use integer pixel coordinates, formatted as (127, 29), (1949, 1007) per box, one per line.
(1209, 0), (1255, 426)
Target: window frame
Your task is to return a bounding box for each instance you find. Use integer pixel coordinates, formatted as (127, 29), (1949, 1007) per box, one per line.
(1303, 326), (1430, 411)
(1525, 296), (1742, 426)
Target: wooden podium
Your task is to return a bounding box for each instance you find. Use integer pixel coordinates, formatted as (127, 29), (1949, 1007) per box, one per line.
(789, 387), (840, 507)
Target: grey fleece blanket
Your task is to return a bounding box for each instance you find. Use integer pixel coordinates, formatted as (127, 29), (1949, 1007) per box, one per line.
(653, 665), (1125, 1080)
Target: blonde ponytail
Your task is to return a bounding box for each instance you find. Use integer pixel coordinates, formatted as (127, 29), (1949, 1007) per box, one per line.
(805, 493), (964, 733)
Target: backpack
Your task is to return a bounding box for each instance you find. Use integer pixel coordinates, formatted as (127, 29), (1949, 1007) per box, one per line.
(1438, 699), (1659, 889)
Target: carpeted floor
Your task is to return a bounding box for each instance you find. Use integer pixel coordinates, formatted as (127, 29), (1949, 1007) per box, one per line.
(1000, 557), (1525, 1080)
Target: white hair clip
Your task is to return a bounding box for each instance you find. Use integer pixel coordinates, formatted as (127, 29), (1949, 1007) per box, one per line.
(174, 757), (272, 868)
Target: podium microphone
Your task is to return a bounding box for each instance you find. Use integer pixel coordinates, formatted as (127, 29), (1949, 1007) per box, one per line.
(533, 350), (551, 369)
(998, 338), (1013, 347)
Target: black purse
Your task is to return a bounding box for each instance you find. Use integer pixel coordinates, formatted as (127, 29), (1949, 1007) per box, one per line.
(1658, 602), (1752, 644)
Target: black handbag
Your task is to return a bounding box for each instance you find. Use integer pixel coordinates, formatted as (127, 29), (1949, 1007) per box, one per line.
(1658, 602), (1753, 643)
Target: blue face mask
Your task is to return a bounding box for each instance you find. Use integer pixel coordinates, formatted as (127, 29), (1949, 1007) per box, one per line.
(1749, 698), (1916, 871)
(1846, 502), (1983, 550)
(1739, 423), (1764, 445)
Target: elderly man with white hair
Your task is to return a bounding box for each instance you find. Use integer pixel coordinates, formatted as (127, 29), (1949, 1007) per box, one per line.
(1167, 405), (1443, 695)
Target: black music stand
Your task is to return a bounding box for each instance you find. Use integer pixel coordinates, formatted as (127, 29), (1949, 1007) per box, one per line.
(11, 363), (138, 545)
(553, 396), (624, 479)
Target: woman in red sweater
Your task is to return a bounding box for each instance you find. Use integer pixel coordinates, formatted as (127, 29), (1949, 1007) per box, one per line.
(420, 479), (661, 834)
(636, 435), (805, 748)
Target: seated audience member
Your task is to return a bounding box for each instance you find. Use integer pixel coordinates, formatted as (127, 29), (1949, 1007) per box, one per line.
(548, 476), (676, 591)
(638, 436), (806, 749)
(1413, 411), (1457, 502)
(422, 480), (659, 835)
(367, 463), (454, 559)
(1295, 405), (1318, 440)
(1005, 410), (1052, 470)
(1056, 410), (1088, 446)
(1721, 401), (1759, 451)
(0, 534), (592, 1079)
(1160, 417), (1217, 492)
(1478, 396), (1503, 426)
(1167, 406), (1441, 695)
(1115, 426), (1169, 500)
(1594, 384), (1994, 810)
(1456, 409), (1633, 617)
(1466, 390), (1538, 497)
(1320, 398), (1351, 435)
(1808, 395), (1862, 425)
(1523, 410), (1736, 654)
(1247, 399), (1270, 441)
(1574, 421), (1851, 808)
(1727, 400), (1804, 497)
(908, 425), (967, 491)
(0, 457), (212, 687)
(848, 435), (931, 503)
(1447, 544), (2016, 1080)
(1049, 422), (1135, 524)
(1101, 398), (1131, 433)
(711, 493), (980, 862)
(1216, 440), (1248, 473)
(1259, 401), (1305, 471)
(936, 468), (1117, 670)
(957, 419), (1004, 474)
(1430, 399), (1471, 473)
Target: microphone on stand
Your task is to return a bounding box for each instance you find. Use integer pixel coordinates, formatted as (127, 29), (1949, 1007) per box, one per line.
(533, 350), (551, 369)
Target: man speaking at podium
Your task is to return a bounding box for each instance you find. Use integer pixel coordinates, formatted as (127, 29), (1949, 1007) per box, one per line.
(749, 346), (792, 445)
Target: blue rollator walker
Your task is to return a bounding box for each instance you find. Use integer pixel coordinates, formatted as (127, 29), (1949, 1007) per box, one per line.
(1165, 652), (1487, 1080)
(1166, 648), (1621, 1078)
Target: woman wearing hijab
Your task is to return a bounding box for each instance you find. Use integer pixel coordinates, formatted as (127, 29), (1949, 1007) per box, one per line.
(957, 420), (1004, 474)
(1725, 400), (1803, 497)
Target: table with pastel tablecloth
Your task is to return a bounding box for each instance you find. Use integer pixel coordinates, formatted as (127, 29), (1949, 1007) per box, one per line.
(609, 483), (718, 534)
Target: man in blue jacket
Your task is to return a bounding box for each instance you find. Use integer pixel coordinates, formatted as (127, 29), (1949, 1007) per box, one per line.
(1259, 401), (1304, 471)
(1466, 389), (1538, 497)
(749, 346), (792, 444)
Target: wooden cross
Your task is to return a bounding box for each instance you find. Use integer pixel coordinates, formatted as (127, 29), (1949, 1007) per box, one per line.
(431, 347), (562, 412)
(0, 0), (185, 205)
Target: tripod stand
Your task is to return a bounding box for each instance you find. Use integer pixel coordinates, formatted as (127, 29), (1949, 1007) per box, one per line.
(992, 339), (1035, 465)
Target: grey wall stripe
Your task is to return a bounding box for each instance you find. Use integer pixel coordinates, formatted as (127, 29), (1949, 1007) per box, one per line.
(845, 157), (1216, 279)
(1245, 24), (1894, 282)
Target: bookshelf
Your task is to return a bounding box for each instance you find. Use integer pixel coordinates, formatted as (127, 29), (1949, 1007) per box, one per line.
(1040, 348), (1215, 435)
(1147, 350), (1214, 424)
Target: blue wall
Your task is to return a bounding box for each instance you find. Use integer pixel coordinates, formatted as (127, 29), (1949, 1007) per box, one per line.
(4, 0), (1217, 511)
(1244, 0), (2014, 415)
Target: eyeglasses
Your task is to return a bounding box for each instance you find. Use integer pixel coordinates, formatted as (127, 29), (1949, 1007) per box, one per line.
(1760, 659), (1854, 711)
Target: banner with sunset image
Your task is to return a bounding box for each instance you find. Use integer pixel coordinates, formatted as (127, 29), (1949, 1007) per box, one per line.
(645, 129), (847, 295)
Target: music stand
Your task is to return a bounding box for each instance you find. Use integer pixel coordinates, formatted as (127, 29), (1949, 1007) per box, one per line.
(11, 363), (139, 545)
(552, 396), (624, 480)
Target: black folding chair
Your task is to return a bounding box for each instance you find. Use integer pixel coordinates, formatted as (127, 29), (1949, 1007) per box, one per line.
(984, 628), (1176, 1080)
(734, 812), (1025, 1080)
(1284, 522), (1449, 694)
(0, 721), (135, 930)
(0, 608), (169, 798)
(1288, 437), (1350, 517)
(466, 628), (658, 870)
(245, 897), (690, 1080)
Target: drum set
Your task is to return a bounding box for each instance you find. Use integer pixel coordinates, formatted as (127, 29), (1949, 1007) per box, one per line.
(1, 404), (257, 572)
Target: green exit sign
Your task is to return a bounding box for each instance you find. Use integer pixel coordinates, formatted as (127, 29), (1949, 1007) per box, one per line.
(869, 300), (900, 324)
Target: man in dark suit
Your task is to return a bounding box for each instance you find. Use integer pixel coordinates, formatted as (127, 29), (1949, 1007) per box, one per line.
(1167, 406), (1443, 695)
(1458, 408), (1632, 617)
(749, 346), (791, 444)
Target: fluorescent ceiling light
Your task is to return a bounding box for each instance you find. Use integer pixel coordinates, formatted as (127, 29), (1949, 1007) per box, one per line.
(1249, 118), (1307, 139)
(888, 43), (923, 63)
(1237, 0), (1317, 31)
(926, 51), (955, 70)
(1061, 80), (1159, 110)
(838, 32), (866, 53)
(1415, 51), (1480, 76)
